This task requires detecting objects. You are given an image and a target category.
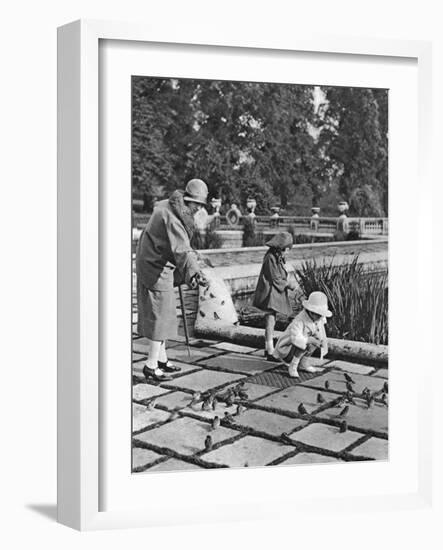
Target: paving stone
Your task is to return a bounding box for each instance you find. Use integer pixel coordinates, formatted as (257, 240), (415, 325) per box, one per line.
(181, 400), (238, 420)
(255, 385), (335, 415)
(132, 448), (164, 469)
(200, 353), (278, 375)
(144, 458), (203, 472)
(231, 409), (307, 437)
(224, 382), (278, 401)
(132, 383), (170, 402)
(349, 437), (389, 460)
(134, 417), (238, 455)
(289, 423), (363, 452)
(163, 369), (245, 393)
(201, 435), (293, 467)
(328, 360), (375, 375)
(317, 399), (388, 435)
(155, 391), (194, 410)
(210, 342), (257, 354)
(132, 403), (172, 432)
(302, 371), (386, 395)
(280, 452), (343, 465)
(132, 338), (151, 354)
(372, 368), (389, 379)
(166, 345), (222, 363)
(132, 352), (147, 362)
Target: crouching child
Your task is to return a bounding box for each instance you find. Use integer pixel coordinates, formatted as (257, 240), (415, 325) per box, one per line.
(273, 291), (332, 378)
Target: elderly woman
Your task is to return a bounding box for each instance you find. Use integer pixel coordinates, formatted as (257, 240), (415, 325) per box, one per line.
(136, 179), (209, 381)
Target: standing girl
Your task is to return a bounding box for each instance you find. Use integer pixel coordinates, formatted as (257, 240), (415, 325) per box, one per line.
(253, 232), (295, 361)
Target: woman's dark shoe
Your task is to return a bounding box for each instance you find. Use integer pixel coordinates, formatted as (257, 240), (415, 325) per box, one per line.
(157, 360), (181, 373)
(264, 351), (281, 363)
(143, 365), (172, 382)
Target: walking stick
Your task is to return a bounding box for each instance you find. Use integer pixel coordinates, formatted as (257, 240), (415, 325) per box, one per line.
(178, 284), (192, 360)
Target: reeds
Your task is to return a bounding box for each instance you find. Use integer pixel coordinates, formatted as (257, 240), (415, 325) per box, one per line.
(294, 255), (388, 345)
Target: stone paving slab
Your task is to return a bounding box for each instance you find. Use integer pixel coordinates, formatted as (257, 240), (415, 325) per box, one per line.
(201, 435), (293, 467)
(132, 383), (170, 402)
(155, 391), (194, 410)
(328, 360), (375, 375)
(210, 342), (257, 354)
(181, 400), (238, 421)
(165, 345), (224, 363)
(231, 409), (307, 437)
(317, 398), (388, 435)
(302, 371), (387, 395)
(134, 417), (238, 455)
(200, 353), (279, 375)
(132, 403), (172, 432)
(280, 452), (344, 465)
(349, 437), (389, 460)
(372, 368), (389, 379)
(132, 352), (147, 362)
(132, 338), (152, 354)
(254, 385), (336, 415)
(162, 369), (245, 393)
(132, 448), (164, 470)
(143, 458), (203, 472)
(289, 423), (363, 452)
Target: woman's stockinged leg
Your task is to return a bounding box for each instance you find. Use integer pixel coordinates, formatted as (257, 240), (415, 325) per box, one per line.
(265, 314), (276, 354)
(158, 341), (167, 363)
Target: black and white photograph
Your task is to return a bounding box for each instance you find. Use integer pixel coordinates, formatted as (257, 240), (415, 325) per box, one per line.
(131, 76), (389, 473)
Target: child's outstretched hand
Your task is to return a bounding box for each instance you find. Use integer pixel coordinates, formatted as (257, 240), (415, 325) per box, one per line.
(307, 335), (323, 348)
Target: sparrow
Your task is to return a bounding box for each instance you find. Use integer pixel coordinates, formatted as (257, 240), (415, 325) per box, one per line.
(212, 416), (220, 430)
(344, 373), (355, 384)
(225, 394), (235, 407)
(345, 381), (354, 393)
(147, 399), (157, 411)
(199, 310), (206, 317)
(205, 435), (213, 451)
(337, 395), (347, 406)
(366, 393), (375, 408)
(361, 387), (370, 398)
(325, 380), (330, 390)
(209, 292), (216, 299)
(345, 391), (356, 404)
(298, 403), (308, 415)
(212, 397), (218, 410)
(188, 393), (201, 408)
(244, 462), (249, 467)
(380, 393), (388, 406)
(383, 381), (389, 394)
(317, 393), (325, 403)
(213, 312), (221, 320)
(202, 398), (212, 411)
(238, 390), (249, 401)
(339, 405), (349, 417)
(223, 412), (235, 426)
(236, 404), (246, 416)
(339, 420), (348, 433)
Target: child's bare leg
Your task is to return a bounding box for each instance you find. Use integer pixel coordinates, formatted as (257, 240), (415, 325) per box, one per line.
(265, 314), (276, 354)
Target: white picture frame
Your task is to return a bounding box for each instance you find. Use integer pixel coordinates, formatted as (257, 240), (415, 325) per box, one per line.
(57, 19), (433, 531)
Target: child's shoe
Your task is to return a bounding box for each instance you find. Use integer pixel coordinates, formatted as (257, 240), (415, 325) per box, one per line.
(288, 360), (300, 378)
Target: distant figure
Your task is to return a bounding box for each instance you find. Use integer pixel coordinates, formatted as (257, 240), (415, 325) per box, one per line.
(136, 179), (209, 381)
(273, 291), (331, 378)
(252, 232), (296, 361)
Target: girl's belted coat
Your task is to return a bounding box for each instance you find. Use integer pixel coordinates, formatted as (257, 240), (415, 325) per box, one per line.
(253, 248), (292, 316)
(136, 190), (200, 340)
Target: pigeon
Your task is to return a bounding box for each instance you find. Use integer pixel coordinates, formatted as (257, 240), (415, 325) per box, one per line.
(317, 393), (325, 403)
(212, 416), (220, 430)
(339, 420), (348, 433)
(339, 405), (349, 417)
(383, 381), (389, 394)
(205, 435), (213, 451)
(325, 380), (330, 390)
(147, 399), (157, 411)
(345, 381), (354, 393)
(236, 404), (246, 416)
(344, 373), (355, 384)
(298, 403), (308, 415)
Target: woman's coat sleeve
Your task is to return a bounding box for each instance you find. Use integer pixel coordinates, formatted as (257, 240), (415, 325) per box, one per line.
(167, 217), (200, 286)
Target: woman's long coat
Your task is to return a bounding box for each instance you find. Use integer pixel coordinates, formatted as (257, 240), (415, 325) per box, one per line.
(253, 249), (292, 316)
(136, 191), (200, 339)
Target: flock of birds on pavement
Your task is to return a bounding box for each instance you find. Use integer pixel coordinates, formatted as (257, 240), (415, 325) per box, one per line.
(144, 371), (388, 455)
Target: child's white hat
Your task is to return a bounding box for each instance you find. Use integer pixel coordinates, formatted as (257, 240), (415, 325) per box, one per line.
(302, 291), (332, 318)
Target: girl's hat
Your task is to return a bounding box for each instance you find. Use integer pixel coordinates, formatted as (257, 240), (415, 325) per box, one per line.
(265, 232), (293, 250)
(184, 179), (208, 205)
(302, 291), (332, 318)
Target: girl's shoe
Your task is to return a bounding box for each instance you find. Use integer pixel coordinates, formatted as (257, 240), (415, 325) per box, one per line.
(264, 351), (281, 363)
(288, 363), (300, 378)
(157, 360), (181, 373)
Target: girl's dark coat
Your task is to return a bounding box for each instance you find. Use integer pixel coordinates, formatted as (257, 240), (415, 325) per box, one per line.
(253, 249), (292, 316)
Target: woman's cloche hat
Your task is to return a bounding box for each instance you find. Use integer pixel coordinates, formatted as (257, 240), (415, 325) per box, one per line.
(265, 231), (293, 250)
(184, 178), (208, 205)
(302, 291), (332, 318)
